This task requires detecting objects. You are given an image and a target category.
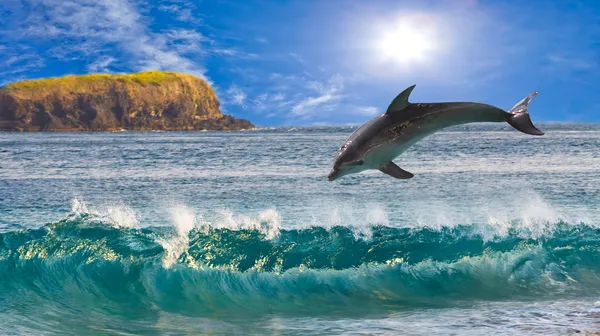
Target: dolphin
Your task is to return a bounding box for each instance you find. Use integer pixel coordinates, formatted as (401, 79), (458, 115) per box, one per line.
(327, 85), (543, 181)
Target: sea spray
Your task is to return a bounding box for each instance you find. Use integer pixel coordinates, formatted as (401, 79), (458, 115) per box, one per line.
(159, 205), (196, 268)
(106, 204), (139, 229)
(207, 208), (282, 239)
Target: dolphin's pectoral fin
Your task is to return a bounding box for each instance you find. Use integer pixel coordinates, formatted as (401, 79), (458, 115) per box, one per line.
(379, 162), (414, 179)
(385, 85), (416, 115)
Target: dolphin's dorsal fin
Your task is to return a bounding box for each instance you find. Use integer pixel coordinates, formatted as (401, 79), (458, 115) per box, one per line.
(379, 162), (414, 179)
(386, 85), (416, 115)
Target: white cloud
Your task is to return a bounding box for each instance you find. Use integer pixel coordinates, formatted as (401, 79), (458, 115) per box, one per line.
(16, 0), (208, 79)
(291, 74), (345, 118)
(354, 106), (380, 116)
(289, 52), (306, 65)
(256, 37), (269, 44)
(0, 46), (45, 84)
(163, 29), (207, 54)
(271, 92), (285, 101)
(87, 56), (116, 73)
(251, 92), (293, 114)
(546, 54), (596, 71)
(227, 70), (373, 122)
(269, 72), (299, 81)
(158, 3), (197, 23)
(227, 85), (247, 108)
(211, 48), (259, 59)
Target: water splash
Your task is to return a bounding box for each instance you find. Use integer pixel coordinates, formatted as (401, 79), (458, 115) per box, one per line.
(202, 208), (282, 239)
(106, 204), (139, 228)
(159, 205), (196, 268)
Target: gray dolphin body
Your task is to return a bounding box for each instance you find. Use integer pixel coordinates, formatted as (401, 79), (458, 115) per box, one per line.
(328, 85), (544, 181)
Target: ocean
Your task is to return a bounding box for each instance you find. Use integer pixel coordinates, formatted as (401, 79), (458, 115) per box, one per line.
(1, 124), (599, 335)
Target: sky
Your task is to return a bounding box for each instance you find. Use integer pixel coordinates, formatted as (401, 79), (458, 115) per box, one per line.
(0, 0), (599, 126)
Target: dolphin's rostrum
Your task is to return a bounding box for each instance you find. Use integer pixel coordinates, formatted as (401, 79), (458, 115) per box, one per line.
(328, 85), (543, 181)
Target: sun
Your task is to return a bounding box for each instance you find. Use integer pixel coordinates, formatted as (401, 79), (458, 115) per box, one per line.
(375, 14), (439, 66)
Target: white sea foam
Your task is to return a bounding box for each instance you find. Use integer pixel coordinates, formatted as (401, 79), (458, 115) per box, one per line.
(485, 193), (562, 239)
(258, 209), (283, 239)
(160, 205), (197, 268)
(106, 204), (139, 228)
(366, 205), (389, 226)
(170, 205), (196, 237)
(66, 187), (594, 247)
(414, 200), (471, 230)
(202, 208), (282, 239)
(71, 198), (140, 229)
(408, 189), (593, 240)
(71, 198), (91, 215)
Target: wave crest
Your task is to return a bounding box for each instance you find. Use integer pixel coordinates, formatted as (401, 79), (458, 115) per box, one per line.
(1, 207), (600, 314)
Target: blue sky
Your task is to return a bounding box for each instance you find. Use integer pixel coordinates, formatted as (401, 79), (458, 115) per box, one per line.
(1, 0), (599, 125)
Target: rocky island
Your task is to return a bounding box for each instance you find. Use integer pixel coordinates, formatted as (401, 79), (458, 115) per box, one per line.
(0, 71), (254, 131)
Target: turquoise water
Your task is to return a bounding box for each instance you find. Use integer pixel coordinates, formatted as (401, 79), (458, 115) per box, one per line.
(1, 124), (600, 335)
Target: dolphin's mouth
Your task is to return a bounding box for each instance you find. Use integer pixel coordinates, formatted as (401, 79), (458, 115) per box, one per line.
(327, 169), (340, 181)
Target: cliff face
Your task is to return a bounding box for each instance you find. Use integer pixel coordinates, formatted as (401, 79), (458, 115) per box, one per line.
(0, 71), (254, 131)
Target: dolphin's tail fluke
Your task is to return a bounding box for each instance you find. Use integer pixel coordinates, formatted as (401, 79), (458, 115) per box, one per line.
(505, 91), (544, 136)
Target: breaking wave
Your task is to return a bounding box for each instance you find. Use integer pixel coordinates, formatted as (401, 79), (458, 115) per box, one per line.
(1, 201), (599, 318)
